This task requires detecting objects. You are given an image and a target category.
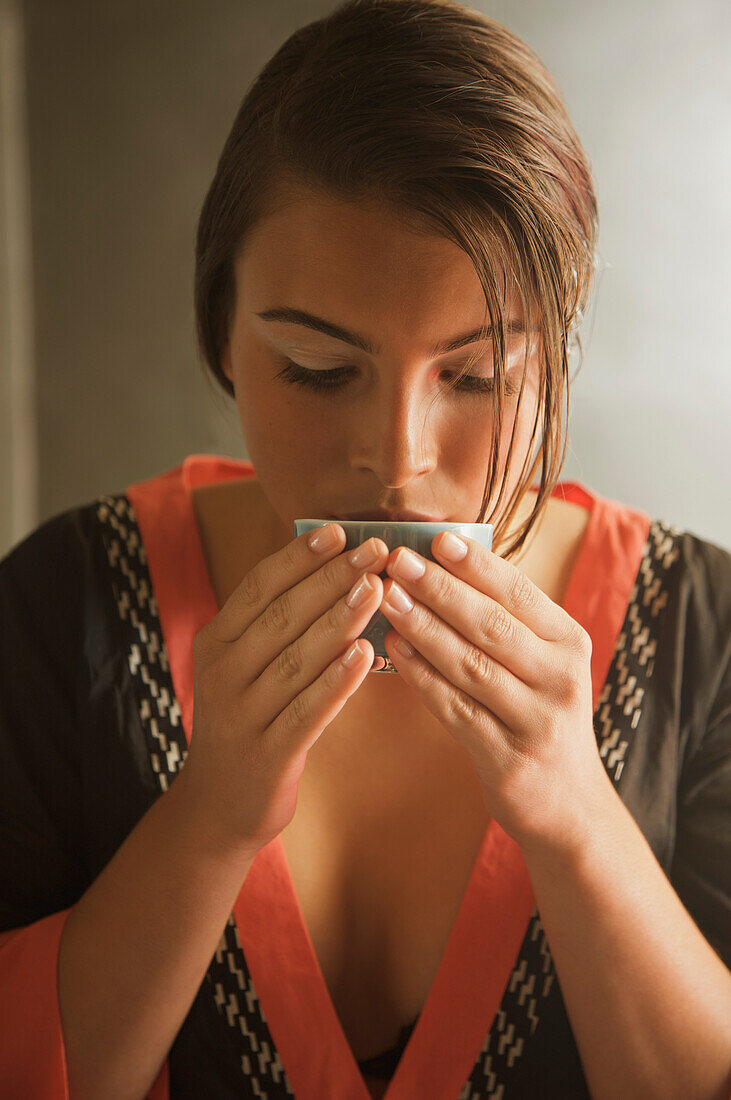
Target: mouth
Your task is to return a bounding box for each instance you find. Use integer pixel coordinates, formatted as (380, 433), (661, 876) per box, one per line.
(335, 509), (444, 522)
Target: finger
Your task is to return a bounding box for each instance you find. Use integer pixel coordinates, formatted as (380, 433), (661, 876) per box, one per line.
(212, 522), (353, 643)
(241, 569), (388, 757)
(238, 535), (389, 683)
(271, 631), (380, 760)
(379, 579), (536, 734)
(431, 532), (588, 650)
(381, 627), (516, 768)
(384, 546), (555, 688)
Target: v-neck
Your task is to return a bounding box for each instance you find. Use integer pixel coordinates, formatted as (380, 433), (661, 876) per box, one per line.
(126, 453), (651, 1100)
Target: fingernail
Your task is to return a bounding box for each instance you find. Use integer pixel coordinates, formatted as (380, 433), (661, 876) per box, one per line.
(308, 524), (340, 553)
(385, 581), (414, 613)
(438, 532), (468, 561)
(347, 574), (373, 609)
(342, 640), (364, 668)
(391, 548), (425, 582)
(394, 635), (415, 658)
(348, 538), (380, 569)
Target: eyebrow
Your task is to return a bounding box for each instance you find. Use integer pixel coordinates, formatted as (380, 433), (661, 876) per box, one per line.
(254, 306), (528, 358)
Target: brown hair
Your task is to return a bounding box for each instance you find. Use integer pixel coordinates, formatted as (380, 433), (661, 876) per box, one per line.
(194, 0), (600, 559)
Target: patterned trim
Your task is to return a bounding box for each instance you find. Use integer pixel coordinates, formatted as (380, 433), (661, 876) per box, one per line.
(455, 519), (682, 1098)
(96, 494), (295, 1098)
(594, 519), (681, 782)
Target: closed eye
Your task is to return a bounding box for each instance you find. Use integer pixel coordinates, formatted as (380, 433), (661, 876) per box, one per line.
(273, 359), (522, 397)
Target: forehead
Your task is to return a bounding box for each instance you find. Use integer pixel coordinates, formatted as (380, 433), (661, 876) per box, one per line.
(234, 182), (531, 327)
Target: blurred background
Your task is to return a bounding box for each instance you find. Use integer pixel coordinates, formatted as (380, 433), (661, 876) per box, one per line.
(1, 0), (729, 560)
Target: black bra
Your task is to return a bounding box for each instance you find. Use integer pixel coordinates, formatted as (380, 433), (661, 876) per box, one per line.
(356, 1018), (419, 1080)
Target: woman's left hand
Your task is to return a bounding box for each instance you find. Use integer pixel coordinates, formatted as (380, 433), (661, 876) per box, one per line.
(379, 531), (614, 856)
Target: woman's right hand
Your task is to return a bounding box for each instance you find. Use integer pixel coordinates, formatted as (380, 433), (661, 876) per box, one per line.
(177, 523), (389, 859)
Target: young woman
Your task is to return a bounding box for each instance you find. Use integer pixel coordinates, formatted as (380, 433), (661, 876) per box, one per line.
(1, 2), (730, 1098)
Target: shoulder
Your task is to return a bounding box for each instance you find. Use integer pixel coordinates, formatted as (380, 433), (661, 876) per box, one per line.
(651, 524), (731, 764)
(602, 497), (731, 640)
(0, 495), (128, 656)
(1, 499), (104, 599)
(666, 526), (731, 652)
(673, 525), (731, 597)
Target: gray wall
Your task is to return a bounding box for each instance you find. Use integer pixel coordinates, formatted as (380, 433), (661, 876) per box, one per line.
(1, 0), (729, 559)
(0, 0), (37, 557)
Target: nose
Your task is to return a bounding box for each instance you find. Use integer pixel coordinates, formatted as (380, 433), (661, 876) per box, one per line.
(347, 378), (438, 486)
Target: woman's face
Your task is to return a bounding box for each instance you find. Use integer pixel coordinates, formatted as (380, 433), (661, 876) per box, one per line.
(221, 186), (544, 546)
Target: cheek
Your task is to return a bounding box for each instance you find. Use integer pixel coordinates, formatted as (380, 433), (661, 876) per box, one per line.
(505, 371), (541, 435)
(456, 387), (540, 484)
(241, 384), (341, 482)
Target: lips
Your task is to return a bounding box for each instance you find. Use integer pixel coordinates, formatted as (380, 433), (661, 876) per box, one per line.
(336, 509), (443, 522)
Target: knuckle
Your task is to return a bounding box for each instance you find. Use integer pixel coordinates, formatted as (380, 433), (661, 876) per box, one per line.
(275, 642), (303, 684)
(315, 559), (344, 604)
(262, 590), (294, 637)
(316, 558), (338, 593)
(479, 600), (514, 645)
(240, 566), (265, 608)
(561, 614), (591, 655)
(446, 688), (480, 727)
(194, 619), (225, 659)
(282, 540), (301, 573)
(553, 658), (584, 702)
(574, 624), (593, 657)
(509, 570), (539, 614)
(285, 688), (310, 729)
(417, 607), (441, 647)
(430, 567), (453, 602)
(560, 611), (589, 651)
(458, 645), (494, 688)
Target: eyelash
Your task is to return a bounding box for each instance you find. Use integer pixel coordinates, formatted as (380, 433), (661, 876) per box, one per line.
(275, 360), (521, 397)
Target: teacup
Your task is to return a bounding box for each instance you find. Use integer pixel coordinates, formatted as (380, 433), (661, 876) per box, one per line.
(293, 518), (494, 672)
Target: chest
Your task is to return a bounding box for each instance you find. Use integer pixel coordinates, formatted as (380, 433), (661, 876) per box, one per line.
(272, 525), (588, 1074)
(279, 710), (491, 1065)
(190, 478), (590, 1075)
